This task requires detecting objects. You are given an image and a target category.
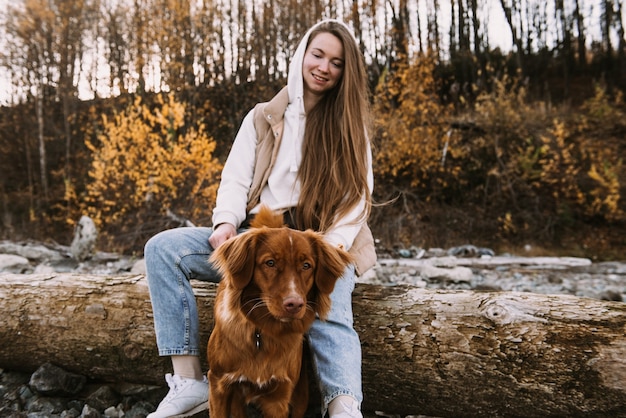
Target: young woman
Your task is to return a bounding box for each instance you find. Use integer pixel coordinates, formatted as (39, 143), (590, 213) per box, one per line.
(145, 19), (375, 418)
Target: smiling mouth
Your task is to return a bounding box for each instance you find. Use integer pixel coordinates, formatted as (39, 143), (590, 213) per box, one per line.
(312, 74), (327, 82)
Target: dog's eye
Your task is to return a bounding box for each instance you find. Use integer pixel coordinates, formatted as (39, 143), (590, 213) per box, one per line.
(265, 260), (275, 267)
(302, 262), (311, 270)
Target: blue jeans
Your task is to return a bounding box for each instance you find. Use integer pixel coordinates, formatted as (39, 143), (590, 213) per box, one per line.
(144, 226), (363, 413)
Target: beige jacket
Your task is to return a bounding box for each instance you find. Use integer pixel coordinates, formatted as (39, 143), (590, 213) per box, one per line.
(246, 87), (377, 275)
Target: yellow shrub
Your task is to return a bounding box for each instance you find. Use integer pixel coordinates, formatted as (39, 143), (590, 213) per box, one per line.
(574, 85), (625, 221)
(586, 159), (623, 220)
(373, 53), (456, 198)
(83, 93), (222, 248)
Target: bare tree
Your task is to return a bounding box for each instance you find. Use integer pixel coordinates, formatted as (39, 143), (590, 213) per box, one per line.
(7, 0), (58, 200)
(426, 0), (442, 59)
(53, 0), (93, 203)
(573, 0), (587, 67)
(149, 0), (196, 92)
(103, 2), (131, 95)
(131, 0), (148, 94)
(194, 0), (224, 85)
(617, 0), (625, 73)
(499, 0), (525, 70)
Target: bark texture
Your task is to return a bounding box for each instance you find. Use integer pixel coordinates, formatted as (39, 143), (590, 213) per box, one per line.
(1, 273), (624, 417)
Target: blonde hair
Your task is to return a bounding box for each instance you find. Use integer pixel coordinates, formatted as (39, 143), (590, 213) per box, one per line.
(295, 21), (372, 232)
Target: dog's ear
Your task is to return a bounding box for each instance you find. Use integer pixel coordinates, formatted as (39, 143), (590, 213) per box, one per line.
(310, 233), (354, 295)
(210, 231), (258, 289)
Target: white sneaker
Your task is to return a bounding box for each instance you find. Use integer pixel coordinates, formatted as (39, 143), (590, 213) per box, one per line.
(147, 373), (209, 418)
(328, 395), (363, 418)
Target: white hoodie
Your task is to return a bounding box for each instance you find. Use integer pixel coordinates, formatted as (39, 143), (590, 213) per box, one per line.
(212, 19), (373, 250)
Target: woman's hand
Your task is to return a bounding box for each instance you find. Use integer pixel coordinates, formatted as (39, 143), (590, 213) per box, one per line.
(209, 223), (237, 249)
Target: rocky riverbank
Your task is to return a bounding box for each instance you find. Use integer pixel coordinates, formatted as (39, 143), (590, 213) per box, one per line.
(2, 240), (624, 302)
(1, 239), (624, 417)
(0, 364), (165, 418)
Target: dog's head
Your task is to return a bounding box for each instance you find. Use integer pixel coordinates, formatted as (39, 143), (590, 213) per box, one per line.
(209, 206), (353, 330)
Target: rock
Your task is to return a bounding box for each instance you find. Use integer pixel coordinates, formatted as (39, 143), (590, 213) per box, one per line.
(25, 396), (67, 415)
(0, 254), (31, 273)
(396, 248), (413, 258)
(85, 386), (121, 412)
(29, 363), (86, 396)
(0, 367), (162, 418)
(70, 216), (98, 261)
(447, 244), (495, 257)
(61, 407), (82, 417)
(130, 259), (146, 274)
(0, 240), (67, 262)
(103, 404), (125, 417)
(415, 263), (473, 283)
(0, 239), (135, 275)
(600, 289), (624, 301)
(68, 399), (85, 411)
(124, 401), (156, 418)
(80, 403), (102, 417)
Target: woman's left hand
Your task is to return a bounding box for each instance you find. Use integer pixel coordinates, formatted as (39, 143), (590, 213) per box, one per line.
(209, 223), (237, 249)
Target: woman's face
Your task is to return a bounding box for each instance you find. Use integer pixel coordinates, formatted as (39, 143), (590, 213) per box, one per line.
(302, 32), (344, 98)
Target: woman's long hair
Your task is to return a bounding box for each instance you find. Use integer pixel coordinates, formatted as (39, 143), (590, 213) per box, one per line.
(296, 21), (372, 233)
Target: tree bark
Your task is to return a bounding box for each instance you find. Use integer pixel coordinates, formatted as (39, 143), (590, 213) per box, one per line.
(1, 273), (625, 417)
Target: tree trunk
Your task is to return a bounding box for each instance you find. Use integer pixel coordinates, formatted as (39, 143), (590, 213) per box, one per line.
(36, 86), (48, 200)
(1, 273), (625, 417)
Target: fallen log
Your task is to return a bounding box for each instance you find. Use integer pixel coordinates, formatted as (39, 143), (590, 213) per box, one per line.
(1, 273), (624, 417)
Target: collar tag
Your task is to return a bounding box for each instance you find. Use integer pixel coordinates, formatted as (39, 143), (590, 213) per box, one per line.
(255, 329), (262, 350)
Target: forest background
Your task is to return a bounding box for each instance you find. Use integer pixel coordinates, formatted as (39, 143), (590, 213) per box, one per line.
(0, 0), (625, 261)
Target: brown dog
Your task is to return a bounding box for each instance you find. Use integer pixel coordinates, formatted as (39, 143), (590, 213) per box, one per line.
(207, 206), (353, 418)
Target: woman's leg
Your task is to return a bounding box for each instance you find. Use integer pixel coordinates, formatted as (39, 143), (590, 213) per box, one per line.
(308, 264), (364, 418)
(144, 226), (221, 418)
(145, 226), (220, 356)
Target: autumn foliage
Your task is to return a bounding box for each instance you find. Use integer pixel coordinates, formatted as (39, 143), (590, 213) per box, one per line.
(371, 55), (626, 255)
(82, 94), (222, 250)
(1, 0), (626, 258)
(374, 54), (455, 196)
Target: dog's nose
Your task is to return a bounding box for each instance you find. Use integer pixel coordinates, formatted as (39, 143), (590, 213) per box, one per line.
(283, 296), (304, 314)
